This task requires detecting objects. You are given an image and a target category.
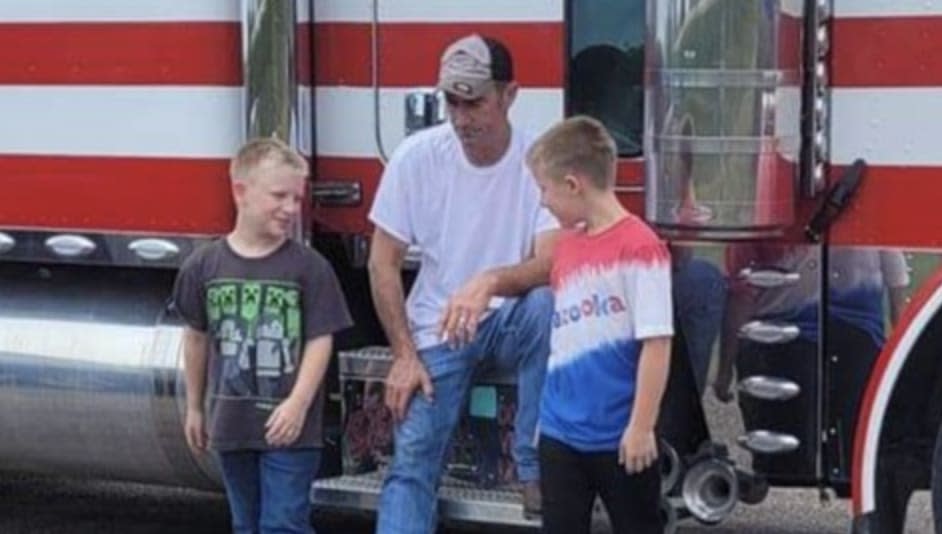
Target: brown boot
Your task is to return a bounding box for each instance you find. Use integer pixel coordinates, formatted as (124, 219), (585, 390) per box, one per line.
(522, 480), (542, 518)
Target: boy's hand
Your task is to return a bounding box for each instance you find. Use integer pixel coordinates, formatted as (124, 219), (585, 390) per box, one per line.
(265, 396), (308, 447)
(184, 407), (207, 452)
(385, 354), (434, 423)
(618, 426), (658, 475)
(439, 272), (496, 348)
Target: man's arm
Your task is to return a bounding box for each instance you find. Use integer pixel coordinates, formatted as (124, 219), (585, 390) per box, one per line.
(182, 326), (209, 451)
(265, 334), (333, 446)
(440, 229), (558, 344)
(368, 227), (434, 421)
(368, 227), (417, 359)
(620, 336), (671, 474)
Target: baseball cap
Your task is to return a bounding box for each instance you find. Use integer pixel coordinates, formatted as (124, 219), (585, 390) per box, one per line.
(437, 34), (514, 100)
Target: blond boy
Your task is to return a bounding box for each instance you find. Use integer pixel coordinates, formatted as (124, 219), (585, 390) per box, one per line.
(527, 116), (673, 534)
(172, 138), (352, 533)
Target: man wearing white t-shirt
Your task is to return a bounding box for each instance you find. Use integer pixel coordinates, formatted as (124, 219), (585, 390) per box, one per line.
(368, 34), (558, 533)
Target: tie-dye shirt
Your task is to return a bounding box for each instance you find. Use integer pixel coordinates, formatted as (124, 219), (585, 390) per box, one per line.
(540, 215), (674, 452)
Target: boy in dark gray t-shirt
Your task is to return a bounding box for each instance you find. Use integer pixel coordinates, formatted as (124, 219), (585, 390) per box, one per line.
(172, 138), (352, 533)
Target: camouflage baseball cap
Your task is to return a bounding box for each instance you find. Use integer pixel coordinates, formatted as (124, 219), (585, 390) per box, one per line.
(437, 34), (514, 100)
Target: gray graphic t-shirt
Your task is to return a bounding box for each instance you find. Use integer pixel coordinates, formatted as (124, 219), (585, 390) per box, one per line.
(172, 238), (352, 451)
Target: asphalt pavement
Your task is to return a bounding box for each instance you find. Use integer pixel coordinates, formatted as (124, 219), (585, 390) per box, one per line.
(0, 471), (934, 534)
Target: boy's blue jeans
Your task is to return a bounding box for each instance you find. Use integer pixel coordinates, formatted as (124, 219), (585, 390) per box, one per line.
(216, 448), (321, 534)
(376, 287), (553, 534)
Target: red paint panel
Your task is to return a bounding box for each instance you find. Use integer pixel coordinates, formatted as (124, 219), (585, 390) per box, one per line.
(297, 22), (312, 86)
(314, 22), (564, 87)
(0, 22), (241, 86)
(832, 17), (942, 87)
(0, 155), (233, 233)
(829, 165), (942, 247)
(313, 156), (384, 234)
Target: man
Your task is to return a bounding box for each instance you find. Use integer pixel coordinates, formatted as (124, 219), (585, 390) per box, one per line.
(368, 34), (557, 534)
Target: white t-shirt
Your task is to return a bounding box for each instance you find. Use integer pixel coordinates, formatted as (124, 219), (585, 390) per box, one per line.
(369, 123), (559, 349)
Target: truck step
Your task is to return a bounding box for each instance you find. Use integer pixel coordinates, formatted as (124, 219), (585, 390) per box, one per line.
(311, 471), (539, 528)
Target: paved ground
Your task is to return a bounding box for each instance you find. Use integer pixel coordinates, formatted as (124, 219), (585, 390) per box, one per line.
(0, 471), (933, 534)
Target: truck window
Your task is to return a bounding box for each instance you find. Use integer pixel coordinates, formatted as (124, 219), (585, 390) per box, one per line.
(567, 0), (645, 157)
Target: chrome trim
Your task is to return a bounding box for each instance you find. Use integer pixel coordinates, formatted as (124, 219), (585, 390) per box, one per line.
(645, 0), (802, 236)
(0, 229), (211, 269)
(241, 0), (306, 241)
(656, 69), (798, 88)
(738, 375), (801, 401)
(0, 232), (14, 254)
(312, 471), (539, 528)
(738, 267), (801, 288)
(652, 135), (779, 155)
(312, 181), (362, 206)
(802, 0), (831, 197)
(681, 458), (739, 524)
(128, 238), (181, 262)
(738, 320), (801, 344)
(241, 0), (298, 142)
(0, 263), (218, 488)
(45, 234), (96, 258)
(614, 185), (645, 195)
(404, 89), (447, 136)
(339, 346), (517, 385)
(737, 430), (801, 454)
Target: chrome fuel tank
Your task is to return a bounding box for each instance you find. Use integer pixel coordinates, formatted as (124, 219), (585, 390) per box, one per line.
(0, 263), (218, 490)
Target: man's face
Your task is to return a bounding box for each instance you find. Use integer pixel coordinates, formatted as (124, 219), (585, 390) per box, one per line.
(446, 83), (516, 158)
(234, 164), (305, 240)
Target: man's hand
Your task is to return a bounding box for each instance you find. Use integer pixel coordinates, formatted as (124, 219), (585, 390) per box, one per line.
(265, 396), (308, 447)
(438, 272), (497, 348)
(384, 354), (434, 422)
(618, 426), (658, 475)
(184, 407), (207, 452)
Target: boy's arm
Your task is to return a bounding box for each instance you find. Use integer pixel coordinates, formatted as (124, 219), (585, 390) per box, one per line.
(182, 326), (209, 451)
(265, 334), (333, 447)
(620, 336), (671, 474)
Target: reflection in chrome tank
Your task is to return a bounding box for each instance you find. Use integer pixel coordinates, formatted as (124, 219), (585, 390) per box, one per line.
(0, 263), (217, 489)
(645, 0), (802, 236)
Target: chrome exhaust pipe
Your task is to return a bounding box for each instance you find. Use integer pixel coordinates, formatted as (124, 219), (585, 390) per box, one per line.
(681, 457), (739, 524)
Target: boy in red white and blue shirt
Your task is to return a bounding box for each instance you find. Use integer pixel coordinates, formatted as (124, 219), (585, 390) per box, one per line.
(527, 116), (673, 534)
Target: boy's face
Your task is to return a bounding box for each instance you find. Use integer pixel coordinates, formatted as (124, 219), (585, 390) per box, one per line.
(533, 165), (584, 228)
(233, 164), (306, 241)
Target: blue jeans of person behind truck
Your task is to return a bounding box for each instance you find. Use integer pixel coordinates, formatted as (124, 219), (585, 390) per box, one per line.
(376, 287), (553, 534)
(217, 448), (321, 534)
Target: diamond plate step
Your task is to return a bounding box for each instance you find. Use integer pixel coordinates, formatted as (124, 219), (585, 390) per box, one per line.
(311, 471), (539, 528)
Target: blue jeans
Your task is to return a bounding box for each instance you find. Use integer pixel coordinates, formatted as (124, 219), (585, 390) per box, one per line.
(216, 448), (321, 534)
(376, 287), (553, 534)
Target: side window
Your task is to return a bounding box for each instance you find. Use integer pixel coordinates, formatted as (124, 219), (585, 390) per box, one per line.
(567, 0), (645, 157)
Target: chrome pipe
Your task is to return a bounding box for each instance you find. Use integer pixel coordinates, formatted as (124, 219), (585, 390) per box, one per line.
(0, 263), (218, 489)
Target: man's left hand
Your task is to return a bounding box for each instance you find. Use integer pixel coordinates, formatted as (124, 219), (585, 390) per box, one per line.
(439, 272), (497, 348)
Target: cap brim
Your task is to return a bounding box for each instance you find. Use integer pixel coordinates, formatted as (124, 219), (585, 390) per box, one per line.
(437, 77), (493, 100)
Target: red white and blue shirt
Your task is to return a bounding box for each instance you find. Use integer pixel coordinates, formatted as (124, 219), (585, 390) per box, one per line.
(540, 215), (674, 451)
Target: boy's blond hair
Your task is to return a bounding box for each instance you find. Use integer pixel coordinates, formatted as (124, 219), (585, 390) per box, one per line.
(526, 115), (617, 189)
(230, 137), (309, 182)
